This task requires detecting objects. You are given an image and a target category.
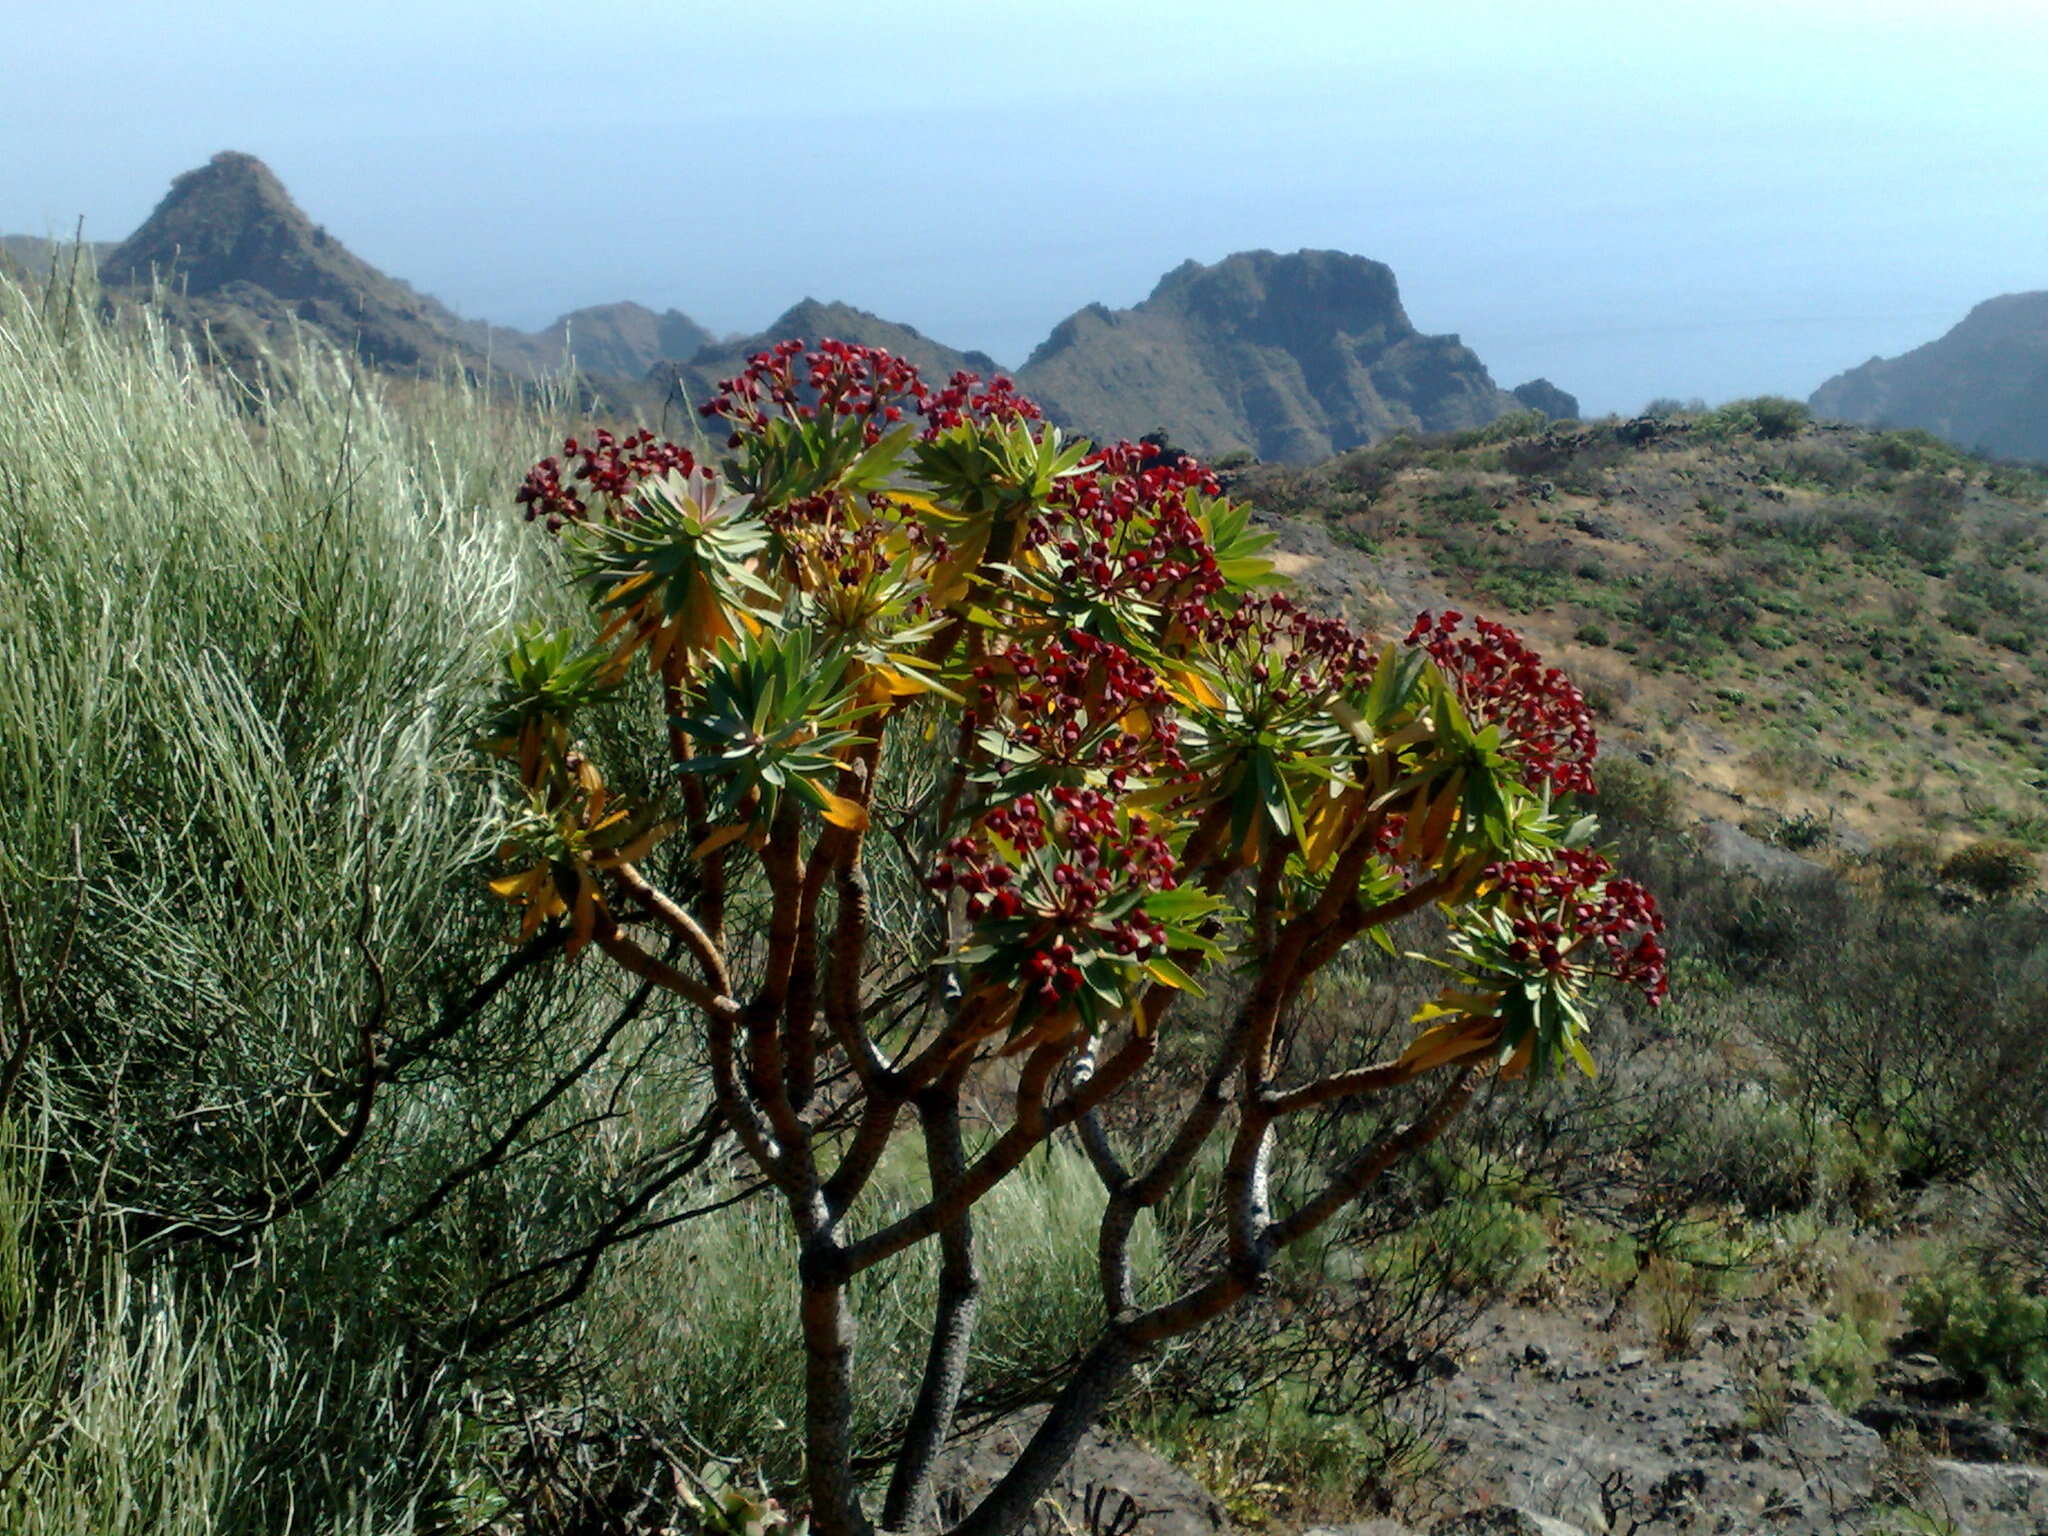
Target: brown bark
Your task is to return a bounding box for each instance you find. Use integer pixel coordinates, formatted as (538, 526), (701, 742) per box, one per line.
(800, 1237), (874, 1536)
(882, 1084), (980, 1531)
(944, 1330), (1144, 1536)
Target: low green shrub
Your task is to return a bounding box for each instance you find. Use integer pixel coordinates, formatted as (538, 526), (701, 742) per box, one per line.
(1652, 1087), (1817, 1218)
(1125, 1384), (1427, 1525)
(1709, 396), (1810, 441)
(1905, 1261), (2048, 1424)
(1802, 1263), (1896, 1411)
(1939, 838), (2039, 900)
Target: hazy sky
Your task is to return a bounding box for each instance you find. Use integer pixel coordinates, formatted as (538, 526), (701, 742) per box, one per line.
(10, 0), (2046, 415)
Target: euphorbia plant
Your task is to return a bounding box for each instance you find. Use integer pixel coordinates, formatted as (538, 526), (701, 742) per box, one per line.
(490, 341), (1665, 1536)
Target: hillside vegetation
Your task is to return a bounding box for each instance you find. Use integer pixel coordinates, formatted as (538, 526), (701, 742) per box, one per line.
(2, 287), (2045, 1535)
(1231, 403), (2048, 860)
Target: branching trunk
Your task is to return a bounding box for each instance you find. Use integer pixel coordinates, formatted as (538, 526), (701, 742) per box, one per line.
(883, 1087), (980, 1531)
(944, 1330), (1143, 1536)
(802, 1234), (873, 1536)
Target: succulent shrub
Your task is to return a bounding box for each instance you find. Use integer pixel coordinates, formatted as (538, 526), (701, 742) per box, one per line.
(488, 340), (1666, 1536)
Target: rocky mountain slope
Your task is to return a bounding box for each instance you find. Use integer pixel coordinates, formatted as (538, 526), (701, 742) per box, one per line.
(462, 301), (716, 380)
(99, 151), (487, 373)
(1014, 250), (1541, 462)
(1811, 293), (2048, 466)
(6, 154), (1549, 457)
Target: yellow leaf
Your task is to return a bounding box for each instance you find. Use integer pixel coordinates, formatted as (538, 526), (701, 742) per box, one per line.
(1442, 987), (1506, 1013)
(818, 791), (870, 832)
(603, 821), (675, 867)
(517, 885), (566, 941)
(1396, 1016), (1503, 1074)
(1166, 666), (1223, 710)
(1415, 768), (1466, 864)
(489, 868), (544, 900)
(1122, 780), (1191, 810)
(692, 823), (750, 859)
(881, 490), (944, 520)
(646, 613), (684, 675)
(1299, 787), (1361, 873)
(603, 571), (657, 608)
(1235, 817), (1264, 871)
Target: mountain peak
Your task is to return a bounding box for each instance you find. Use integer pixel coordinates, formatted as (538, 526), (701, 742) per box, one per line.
(98, 151), (472, 373)
(103, 152), (326, 295)
(1144, 249), (1407, 341)
(1017, 248), (1518, 461)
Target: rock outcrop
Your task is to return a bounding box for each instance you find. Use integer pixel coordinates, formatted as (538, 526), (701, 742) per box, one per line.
(1811, 292), (2048, 465)
(1511, 378), (1579, 420)
(1015, 250), (1525, 462)
(518, 301), (715, 379)
(96, 151), (487, 373)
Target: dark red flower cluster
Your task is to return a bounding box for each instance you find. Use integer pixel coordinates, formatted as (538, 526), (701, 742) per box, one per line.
(1485, 849), (1667, 1003)
(790, 514), (898, 591)
(699, 339), (1045, 451)
(973, 629), (1183, 784)
(1407, 611), (1597, 795)
(1373, 812), (1409, 856)
(932, 786), (1178, 1005)
(515, 430), (697, 531)
(1016, 443), (1232, 626)
(922, 369), (1042, 432)
(699, 338), (928, 446)
(1213, 593), (1381, 702)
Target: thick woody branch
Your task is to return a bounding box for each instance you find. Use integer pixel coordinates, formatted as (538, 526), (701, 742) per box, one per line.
(821, 1086), (903, 1217)
(591, 921), (736, 1023)
(661, 667), (726, 943)
(1123, 1065), (1480, 1349)
(612, 862), (731, 999)
(823, 836), (883, 1088)
(591, 922), (795, 1191)
(788, 733), (880, 1108)
(1070, 1042), (1131, 1194)
(883, 1071), (981, 1531)
(743, 803), (809, 1158)
(842, 1030), (1155, 1275)
(1264, 1059), (1416, 1116)
(1222, 1105), (1276, 1275)
(1298, 868), (1458, 978)
(1265, 1065), (1480, 1250)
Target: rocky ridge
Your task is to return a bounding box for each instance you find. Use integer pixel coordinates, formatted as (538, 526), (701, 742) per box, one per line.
(7, 154), (1543, 458)
(1811, 294), (2048, 466)
(1014, 250), (1524, 462)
